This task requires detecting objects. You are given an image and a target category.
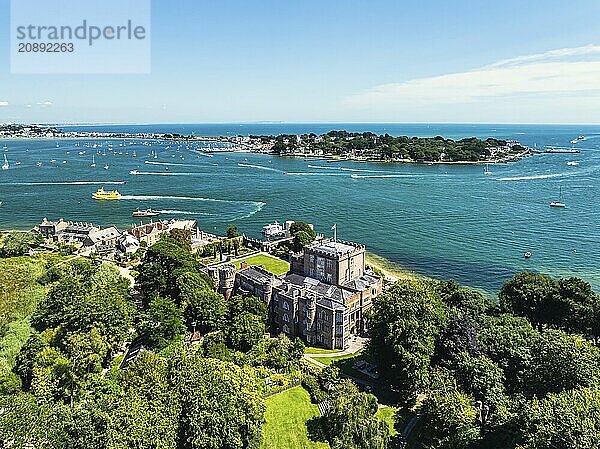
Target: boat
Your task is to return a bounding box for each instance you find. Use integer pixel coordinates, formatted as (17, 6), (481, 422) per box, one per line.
(524, 251), (532, 259)
(92, 187), (121, 200)
(36, 162), (42, 167)
(483, 163), (493, 175)
(2, 154), (9, 170)
(129, 170), (139, 175)
(91, 155), (96, 167)
(132, 208), (160, 218)
(567, 161), (579, 166)
(550, 187), (566, 208)
(15, 161), (21, 166)
(261, 221), (286, 238)
(50, 159), (57, 164)
(104, 164), (109, 170)
(570, 135), (585, 144)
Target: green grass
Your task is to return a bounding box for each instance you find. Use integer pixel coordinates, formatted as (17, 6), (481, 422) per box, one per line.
(234, 254), (290, 275)
(261, 386), (328, 449)
(304, 346), (340, 355)
(316, 350), (364, 366)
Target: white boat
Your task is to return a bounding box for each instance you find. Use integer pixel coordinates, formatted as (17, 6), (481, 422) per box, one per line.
(132, 208), (161, 218)
(15, 161), (21, 166)
(570, 135), (585, 144)
(567, 161), (579, 166)
(91, 155), (96, 167)
(261, 221), (286, 238)
(36, 162), (42, 167)
(2, 154), (9, 170)
(550, 187), (566, 208)
(524, 251), (532, 259)
(484, 163), (493, 175)
(50, 159), (57, 164)
(104, 164), (109, 170)
(129, 170), (138, 175)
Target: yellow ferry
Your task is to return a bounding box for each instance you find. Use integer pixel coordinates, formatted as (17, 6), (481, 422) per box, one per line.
(92, 187), (122, 200)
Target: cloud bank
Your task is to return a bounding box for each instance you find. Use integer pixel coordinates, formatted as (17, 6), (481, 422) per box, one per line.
(346, 45), (600, 121)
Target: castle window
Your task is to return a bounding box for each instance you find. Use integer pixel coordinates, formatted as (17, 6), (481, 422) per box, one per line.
(283, 313), (290, 322)
(283, 324), (290, 334)
(283, 301), (290, 311)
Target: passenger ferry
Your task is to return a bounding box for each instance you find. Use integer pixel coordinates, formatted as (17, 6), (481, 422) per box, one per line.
(92, 187), (122, 200)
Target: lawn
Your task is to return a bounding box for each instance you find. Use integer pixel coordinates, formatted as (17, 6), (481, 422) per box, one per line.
(261, 386), (329, 449)
(304, 346), (340, 355)
(234, 254), (290, 275)
(316, 350), (364, 366)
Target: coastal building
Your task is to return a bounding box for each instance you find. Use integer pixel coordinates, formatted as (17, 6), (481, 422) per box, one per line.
(83, 226), (122, 253)
(58, 222), (101, 244)
(220, 237), (382, 350)
(118, 234), (141, 254)
(128, 221), (170, 246)
(38, 217), (69, 240)
(128, 219), (197, 247)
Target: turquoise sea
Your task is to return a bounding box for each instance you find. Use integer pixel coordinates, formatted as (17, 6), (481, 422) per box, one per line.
(1, 123), (599, 294)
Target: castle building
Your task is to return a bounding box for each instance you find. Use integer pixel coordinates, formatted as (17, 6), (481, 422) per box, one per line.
(229, 238), (382, 350)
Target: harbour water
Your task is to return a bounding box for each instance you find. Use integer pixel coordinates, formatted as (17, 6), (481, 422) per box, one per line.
(1, 123), (599, 293)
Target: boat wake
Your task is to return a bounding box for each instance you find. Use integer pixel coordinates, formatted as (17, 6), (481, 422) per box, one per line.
(285, 172), (348, 176)
(350, 174), (420, 179)
(144, 161), (197, 167)
(1, 181), (126, 186)
(130, 171), (204, 176)
(157, 210), (214, 216)
(496, 173), (569, 181)
(120, 195), (265, 208)
(237, 163), (281, 172)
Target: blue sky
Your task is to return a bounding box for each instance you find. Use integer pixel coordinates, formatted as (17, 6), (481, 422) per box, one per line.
(1, 0), (600, 124)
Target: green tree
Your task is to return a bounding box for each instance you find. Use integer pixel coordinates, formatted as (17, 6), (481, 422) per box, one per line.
(414, 387), (480, 449)
(499, 272), (561, 330)
(309, 380), (390, 449)
(140, 296), (186, 350)
(368, 280), (447, 401)
(519, 387), (600, 449)
(183, 289), (227, 335)
(289, 221), (316, 240)
(293, 230), (313, 252)
(173, 355), (265, 449)
(523, 329), (600, 398)
(226, 225), (239, 239)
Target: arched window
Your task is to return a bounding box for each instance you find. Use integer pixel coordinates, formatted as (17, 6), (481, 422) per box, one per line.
(283, 313), (290, 322)
(282, 324), (289, 334)
(283, 301), (290, 311)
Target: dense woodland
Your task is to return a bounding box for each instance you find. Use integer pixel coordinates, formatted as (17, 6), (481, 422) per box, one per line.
(0, 230), (599, 448)
(266, 131), (525, 162)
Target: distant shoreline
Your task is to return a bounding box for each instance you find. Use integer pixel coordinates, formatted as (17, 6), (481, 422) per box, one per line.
(0, 135), (532, 166)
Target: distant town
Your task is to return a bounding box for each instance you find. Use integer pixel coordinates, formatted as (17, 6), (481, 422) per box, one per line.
(0, 123), (538, 164)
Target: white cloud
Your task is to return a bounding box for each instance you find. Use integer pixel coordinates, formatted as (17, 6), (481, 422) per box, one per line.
(0, 102), (8, 107)
(346, 45), (600, 110)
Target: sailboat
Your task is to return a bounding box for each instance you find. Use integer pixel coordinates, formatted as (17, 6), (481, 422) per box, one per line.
(2, 154), (9, 170)
(550, 186), (566, 208)
(484, 163), (493, 175)
(91, 155), (96, 167)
